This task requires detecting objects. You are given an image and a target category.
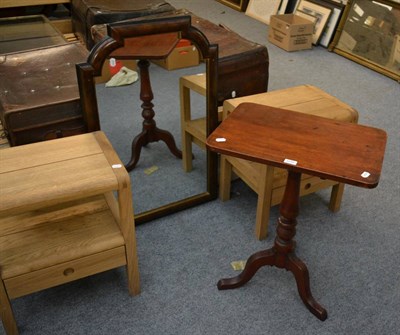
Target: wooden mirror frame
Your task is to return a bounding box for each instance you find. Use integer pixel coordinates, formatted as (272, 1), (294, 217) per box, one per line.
(76, 15), (219, 224)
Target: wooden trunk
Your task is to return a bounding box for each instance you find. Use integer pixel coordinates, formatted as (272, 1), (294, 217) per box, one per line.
(91, 9), (270, 105)
(70, 0), (176, 49)
(189, 9), (269, 104)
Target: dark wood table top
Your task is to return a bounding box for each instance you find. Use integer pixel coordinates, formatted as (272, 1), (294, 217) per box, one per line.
(109, 32), (179, 59)
(207, 103), (387, 189)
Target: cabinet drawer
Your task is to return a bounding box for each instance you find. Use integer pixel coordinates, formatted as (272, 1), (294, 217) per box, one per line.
(5, 246), (127, 299)
(270, 175), (337, 207)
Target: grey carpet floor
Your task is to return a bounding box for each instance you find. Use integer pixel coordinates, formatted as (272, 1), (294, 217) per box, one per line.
(4, 1), (400, 334)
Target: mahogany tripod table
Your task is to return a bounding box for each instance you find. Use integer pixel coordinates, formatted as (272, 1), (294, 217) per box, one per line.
(111, 33), (183, 171)
(206, 102), (387, 320)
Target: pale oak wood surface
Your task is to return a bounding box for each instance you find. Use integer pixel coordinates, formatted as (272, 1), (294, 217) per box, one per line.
(223, 85), (359, 122)
(0, 134), (118, 216)
(180, 73), (222, 172)
(0, 197), (124, 279)
(0, 131), (140, 334)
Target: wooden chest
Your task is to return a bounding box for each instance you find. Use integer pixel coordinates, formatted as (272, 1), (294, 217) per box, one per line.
(91, 9), (269, 105)
(0, 43), (89, 146)
(188, 10), (269, 104)
(70, 0), (176, 49)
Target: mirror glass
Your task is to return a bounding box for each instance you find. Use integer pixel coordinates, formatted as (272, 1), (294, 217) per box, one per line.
(332, 0), (400, 81)
(75, 21), (219, 223)
(95, 60), (208, 215)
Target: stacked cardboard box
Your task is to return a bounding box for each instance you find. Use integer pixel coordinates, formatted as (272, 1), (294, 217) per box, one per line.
(152, 39), (200, 70)
(268, 14), (313, 52)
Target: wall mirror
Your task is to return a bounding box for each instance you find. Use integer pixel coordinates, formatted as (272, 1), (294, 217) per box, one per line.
(76, 16), (219, 224)
(330, 0), (400, 81)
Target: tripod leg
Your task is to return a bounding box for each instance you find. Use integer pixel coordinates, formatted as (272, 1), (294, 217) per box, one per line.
(287, 254), (327, 321)
(217, 248), (276, 290)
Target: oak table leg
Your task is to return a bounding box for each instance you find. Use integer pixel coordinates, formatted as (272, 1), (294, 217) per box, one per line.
(217, 170), (327, 321)
(125, 60), (182, 171)
(0, 278), (18, 335)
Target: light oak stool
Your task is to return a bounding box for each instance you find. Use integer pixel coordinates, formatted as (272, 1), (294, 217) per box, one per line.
(0, 131), (140, 335)
(180, 73), (223, 172)
(220, 85), (359, 240)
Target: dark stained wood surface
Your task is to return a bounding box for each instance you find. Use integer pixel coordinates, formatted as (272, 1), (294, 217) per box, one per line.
(124, 59), (182, 171)
(76, 15), (220, 223)
(207, 102), (387, 320)
(109, 32), (179, 59)
(207, 102), (387, 188)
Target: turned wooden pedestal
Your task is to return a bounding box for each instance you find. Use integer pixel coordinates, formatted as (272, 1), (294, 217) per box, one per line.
(124, 58), (182, 171)
(220, 85), (359, 239)
(206, 103), (386, 320)
(109, 33), (183, 171)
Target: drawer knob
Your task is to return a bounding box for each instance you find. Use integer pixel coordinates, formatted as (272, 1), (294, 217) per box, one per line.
(304, 183), (311, 190)
(63, 268), (75, 276)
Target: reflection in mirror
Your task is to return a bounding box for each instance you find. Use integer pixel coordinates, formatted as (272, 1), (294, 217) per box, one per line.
(332, 0), (400, 81)
(95, 61), (208, 215)
(76, 16), (219, 224)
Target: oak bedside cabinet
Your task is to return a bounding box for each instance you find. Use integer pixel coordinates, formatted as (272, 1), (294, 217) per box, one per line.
(0, 131), (140, 335)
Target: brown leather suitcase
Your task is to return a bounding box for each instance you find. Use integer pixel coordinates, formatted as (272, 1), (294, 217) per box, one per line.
(0, 43), (89, 146)
(91, 9), (269, 104)
(71, 0), (175, 49)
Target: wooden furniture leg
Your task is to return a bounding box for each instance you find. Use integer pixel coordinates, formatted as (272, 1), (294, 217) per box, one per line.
(0, 277), (18, 335)
(179, 74), (223, 173)
(95, 131), (141, 295)
(118, 183), (140, 296)
(219, 154), (232, 201)
(219, 154), (274, 240)
(125, 59), (182, 171)
(220, 152), (347, 240)
(254, 165), (274, 240)
(180, 76), (195, 172)
(329, 183), (345, 212)
(217, 171), (327, 321)
(179, 74), (209, 172)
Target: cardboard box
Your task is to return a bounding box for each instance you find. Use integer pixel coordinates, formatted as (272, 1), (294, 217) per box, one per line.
(95, 59), (137, 84)
(152, 40), (200, 70)
(268, 14), (313, 52)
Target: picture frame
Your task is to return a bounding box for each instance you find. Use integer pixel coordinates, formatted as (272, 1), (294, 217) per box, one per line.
(295, 0), (333, 44)
(216, 0), (250, 12)
(295, 9), (319, 27)
(245, 0), (281, 25)
(310, 0), (346, 47)
(330, 0), (400, 81)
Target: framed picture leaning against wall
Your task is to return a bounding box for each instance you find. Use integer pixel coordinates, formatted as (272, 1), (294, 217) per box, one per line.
(311, 0), (346, 47)
(295, 0), (333, 44)
(246, 0), (281, 24)
(330, 0), (400, 81)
